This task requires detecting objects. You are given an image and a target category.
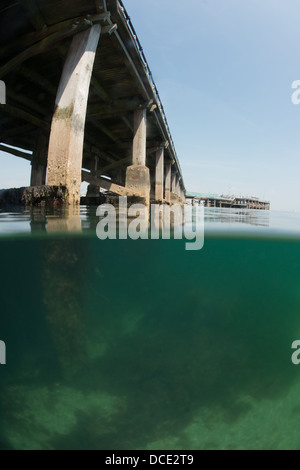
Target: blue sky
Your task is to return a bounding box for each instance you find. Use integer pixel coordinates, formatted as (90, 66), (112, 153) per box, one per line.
(1, 0), (300, 210)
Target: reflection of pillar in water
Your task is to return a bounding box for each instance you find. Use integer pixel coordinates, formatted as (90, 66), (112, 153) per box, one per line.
(29, 208), (47, 233)
(46, 206), (82, 233)
(41, 212), (88, 378)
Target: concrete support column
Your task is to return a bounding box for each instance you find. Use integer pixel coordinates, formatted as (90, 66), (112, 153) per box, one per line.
(86, 184), (100, 197)
(179, 187), (183, 202)
(175, 175), (182, 202)
(180, 187), (184, 201)
(176, 176), (180, 197)
(165, 162), (171, 204)
(170, 168), (177, 204)
(126, 108), (150, 206)
(87, 155), (100, 197)
(133, 109), (147, 166)
(31, 162), (46, 186)
(46, 25), (101, 204)
(155, 147), (164, 202)
(171, 170), (176, 193)
(114, 167), (125, 186)
(30, 133), (48, 186)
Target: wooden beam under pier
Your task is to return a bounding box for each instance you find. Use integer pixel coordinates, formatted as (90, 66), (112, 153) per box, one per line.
(82, 170), (136, 197)
(0, 144), (32, 161)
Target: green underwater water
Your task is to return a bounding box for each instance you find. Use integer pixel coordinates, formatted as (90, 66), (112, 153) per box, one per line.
(1, 233), (300, 450)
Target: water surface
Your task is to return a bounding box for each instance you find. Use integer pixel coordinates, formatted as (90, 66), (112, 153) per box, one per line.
(1, 207), (300, 450)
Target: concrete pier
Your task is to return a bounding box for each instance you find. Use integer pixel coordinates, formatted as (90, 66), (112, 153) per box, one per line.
(0, 1), (186, 207)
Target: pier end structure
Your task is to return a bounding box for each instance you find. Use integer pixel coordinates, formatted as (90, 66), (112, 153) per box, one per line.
(0, 0), (186, 206)
(186, 193), (270, 210)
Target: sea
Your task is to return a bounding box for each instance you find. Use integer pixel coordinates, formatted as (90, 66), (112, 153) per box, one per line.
(1, 206), (300, 450)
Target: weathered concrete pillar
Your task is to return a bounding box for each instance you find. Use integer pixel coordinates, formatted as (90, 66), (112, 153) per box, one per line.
(170, 168), (178, 204)
(179, 187), (183, 203)
(176, 176), (180, 198)
(133, 108), (146, 166)
(87, 155), (100, 197)
(31, 162), (46, 186)
(126, 108), (150, 206)
(155, 147), (164, 202)
(171, 170), (176, 192)
(180, 187), (183, 201)
(165, 162), (171, 204)
(114, 167), (125, 186)
(178, 180), (183, 204)
(86, 184), (100, 197)
(175, 175), (182, 203)
(177, 182), (185, 204)
(30, 133), (48, 186)
(46, 25), (101, 204)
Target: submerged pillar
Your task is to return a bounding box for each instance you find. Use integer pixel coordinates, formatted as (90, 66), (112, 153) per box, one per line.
(165, 162), (171, 204)
(155, 147), (164, 202)
(46, 25), (101, 204)
(126, 108), (150, 206)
